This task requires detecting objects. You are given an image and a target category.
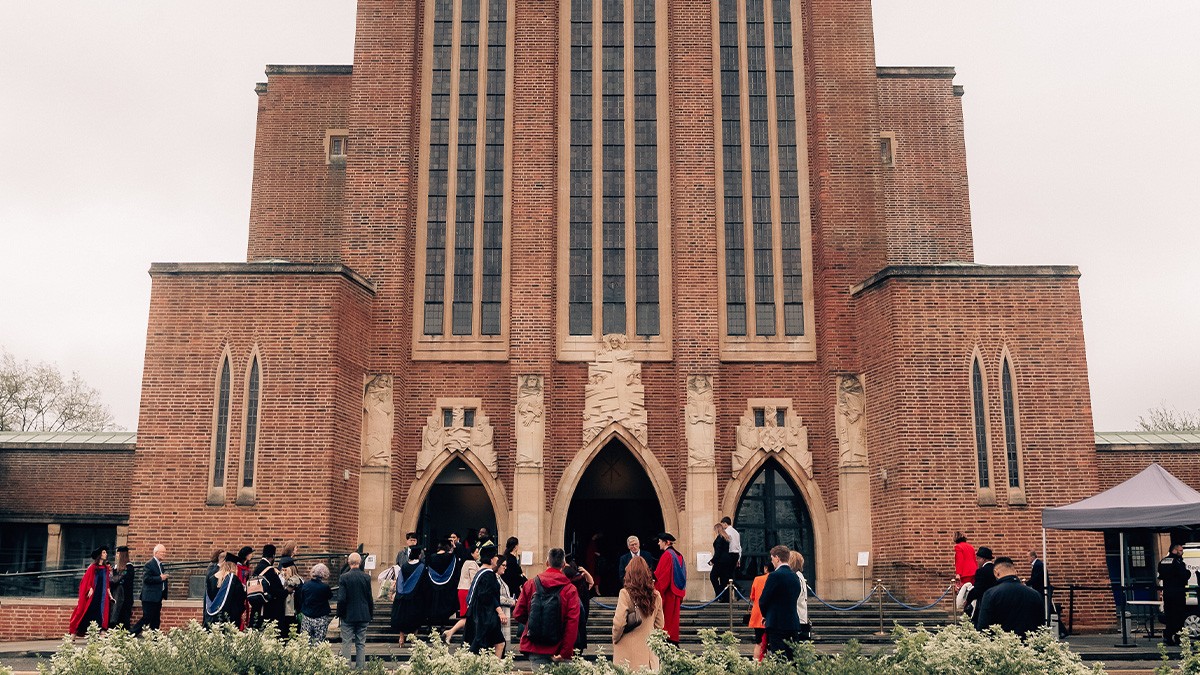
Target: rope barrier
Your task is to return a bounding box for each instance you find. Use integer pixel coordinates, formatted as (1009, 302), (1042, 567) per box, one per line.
(880, 583), (956, 611)
(808, 587), (877, 611)
(593, 586), (740, 611)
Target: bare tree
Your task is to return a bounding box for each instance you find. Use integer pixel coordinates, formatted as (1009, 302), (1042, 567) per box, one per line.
(0, 348), (120, 432)
(1136, 404), (1200, 433)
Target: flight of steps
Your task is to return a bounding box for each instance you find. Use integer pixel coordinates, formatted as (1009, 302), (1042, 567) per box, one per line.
(364, 597), (952, 648)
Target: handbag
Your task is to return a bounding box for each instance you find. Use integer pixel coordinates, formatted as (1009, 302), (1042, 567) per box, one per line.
(615, 608), (642, 644)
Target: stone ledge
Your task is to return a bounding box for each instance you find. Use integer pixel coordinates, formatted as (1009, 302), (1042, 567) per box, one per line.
(149, 262), (376, 295)
(265, 64), (352, 76)
(851, 263), (1081, 295)
(876, 66), (956, 79)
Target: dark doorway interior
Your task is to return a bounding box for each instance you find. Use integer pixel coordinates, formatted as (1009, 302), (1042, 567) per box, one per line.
(416, 458), (497, 554)
(565, 440), (664, 596)
(734, 459), (816, 591)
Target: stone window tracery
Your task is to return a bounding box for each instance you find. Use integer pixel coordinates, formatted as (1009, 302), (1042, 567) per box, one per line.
(1001, 353), (1026, 504)
(207, 351), (233, 506)
(241, 355), (261, 490)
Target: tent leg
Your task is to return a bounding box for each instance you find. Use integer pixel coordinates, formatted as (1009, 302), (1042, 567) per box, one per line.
(1042, 529), (1050, 625)
(1116, 530), (1136, 647)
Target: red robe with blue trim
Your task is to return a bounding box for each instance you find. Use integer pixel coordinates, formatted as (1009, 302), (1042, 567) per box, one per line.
(68, 563), (110, 636)
(654, 546), (686, 642)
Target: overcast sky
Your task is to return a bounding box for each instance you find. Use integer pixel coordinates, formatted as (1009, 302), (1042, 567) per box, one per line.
(1, 2), (1196, 432)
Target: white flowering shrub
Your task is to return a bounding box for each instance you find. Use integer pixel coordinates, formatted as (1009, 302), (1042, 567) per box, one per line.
(400, 634), (515, 675)
(1156, 633), (1200, 675)
(888, 621), (1104, 675)
(38, 622), (377, 675)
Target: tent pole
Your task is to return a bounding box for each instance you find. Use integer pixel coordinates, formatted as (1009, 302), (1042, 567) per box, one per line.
(1116, 530), (1134, 647)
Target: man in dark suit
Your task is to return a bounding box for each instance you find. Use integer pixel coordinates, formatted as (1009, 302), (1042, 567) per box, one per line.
(975, 556), (1045, 637)
(131, 544), (168, 636)
(965, 546), (996, 618)
(337, 552), (374, 669)
(617, 536), (655, 586)
(757, 544), (802, 659)
(252, 543), (286, 635)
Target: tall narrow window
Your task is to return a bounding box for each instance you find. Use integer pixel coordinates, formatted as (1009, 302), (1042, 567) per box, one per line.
(971, 357), (990, 490)
(416, 0), (512, 359)
(1001, 355), (1024, 500)
(242, 356), (261, 489)
(715, 0), (815, 360)
(559, 0), (672, 360)
(207, 354), (232, 505)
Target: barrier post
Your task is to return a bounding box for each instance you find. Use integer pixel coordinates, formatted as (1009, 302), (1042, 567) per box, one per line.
(875, 580), (887, 636)
(728, 580), (735, 632)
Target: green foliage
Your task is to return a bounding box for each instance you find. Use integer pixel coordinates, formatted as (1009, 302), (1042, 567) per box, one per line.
(887, 621), (1104, 675)
(38, 622), (363, 675)
(1158, 633), (1200, 675)
(400, 633), (515, 675)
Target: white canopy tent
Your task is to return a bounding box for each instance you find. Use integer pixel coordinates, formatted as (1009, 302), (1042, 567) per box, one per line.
(1041, 463), (1200, 638)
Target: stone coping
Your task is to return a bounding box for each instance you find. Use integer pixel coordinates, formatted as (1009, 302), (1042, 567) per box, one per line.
(876, 66), (956, 79)
(264, 65), (352, 76)
(851, 263), (1081, 295)
(149, 262), (375, 295)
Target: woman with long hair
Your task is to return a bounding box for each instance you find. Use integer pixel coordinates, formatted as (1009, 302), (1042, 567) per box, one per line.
(499, 536), (525, 598)
(205, 553), (247, 627)
(611, 555), (664, 671)
(109, 546), (135, 629)
(789, 550), (810, 641)
(69, 547), (112, 636)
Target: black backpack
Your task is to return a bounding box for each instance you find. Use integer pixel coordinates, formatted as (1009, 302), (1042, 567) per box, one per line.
(524, 577), (564, 645)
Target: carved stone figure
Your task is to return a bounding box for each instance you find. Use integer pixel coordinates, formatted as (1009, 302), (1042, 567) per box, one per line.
(582, 334), (647, 445)
(471, 413), (498, 476)
(361, 375), (394, 467)
(836, 375), (868, 467)
(418, 413), (443, 475)
(686, 375), (716, 468)
(515, 374), (545, 467)
(417, 404), (498, 478)
(732, 402), (812, 478)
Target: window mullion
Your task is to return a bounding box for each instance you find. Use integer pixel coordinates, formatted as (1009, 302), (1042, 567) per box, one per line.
(590, 0), (603, 337)
(737, 0), (756, 332)
(443, 0), (464, 337)
(623, 0), (636, 332)
(472, 0), (490, 338)
(761, 0), (784, 338)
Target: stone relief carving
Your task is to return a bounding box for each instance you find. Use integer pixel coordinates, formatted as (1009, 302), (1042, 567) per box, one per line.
(732, 402), (811, 478)
(361, 374), (394, 467)
(515, 375), (545, 468)
(582, 334), (647, 445)
(417, 404), (498, 478)
(685, 375), (715, 468)
(836, 375), (868, 468)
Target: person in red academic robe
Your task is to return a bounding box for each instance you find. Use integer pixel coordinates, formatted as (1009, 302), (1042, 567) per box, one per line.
(653, 533), (686, 644)
(953, 532), (977, 588)
(69, 547), (112, 637)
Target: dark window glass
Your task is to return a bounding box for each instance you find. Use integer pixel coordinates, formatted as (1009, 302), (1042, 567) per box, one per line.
(1002, 360), (1020, 488)
(972, 359), (990, 488)
(212, 357), (231, 488)
(732, 460), (816, 585)
(242, 358), (260, 488)
(443, 409), (454, 427)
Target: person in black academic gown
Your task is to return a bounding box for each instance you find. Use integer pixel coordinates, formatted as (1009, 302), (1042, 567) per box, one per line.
(110, 546), (136, 629)
(391, 546), (430, 646)
(427, 540), (461, 628)
(468, 546), (507, 656)
(206, 553), (247, 627)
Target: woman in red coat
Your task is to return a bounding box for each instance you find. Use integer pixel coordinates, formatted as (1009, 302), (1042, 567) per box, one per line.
(68, 547), (112, 636)
(953, 532), (977, 588)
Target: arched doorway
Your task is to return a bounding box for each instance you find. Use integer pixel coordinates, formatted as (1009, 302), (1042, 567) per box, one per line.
(416, 457), (498, 550)
(565, 439), (665, 596)
(734, 458), (816, 590)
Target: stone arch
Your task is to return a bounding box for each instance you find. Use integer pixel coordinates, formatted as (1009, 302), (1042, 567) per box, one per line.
(720, 447), (830, 583)
(550, 422), (680, 549)
(400, 448), (510, 537)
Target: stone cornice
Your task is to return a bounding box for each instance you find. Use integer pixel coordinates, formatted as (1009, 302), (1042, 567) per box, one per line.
(851, 264), (1081, 296)
(876, 66), (956, 79)
(149, 262), (376, 295)
(265, 64), (353, 76)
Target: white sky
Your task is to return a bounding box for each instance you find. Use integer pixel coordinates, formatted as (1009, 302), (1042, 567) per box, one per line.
(1, 2), (1196, 432)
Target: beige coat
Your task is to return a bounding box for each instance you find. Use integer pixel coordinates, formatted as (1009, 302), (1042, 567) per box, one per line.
(611, 588), (665, 671)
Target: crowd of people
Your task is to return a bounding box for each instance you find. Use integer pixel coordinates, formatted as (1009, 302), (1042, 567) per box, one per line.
(952, 531), (1055, 638)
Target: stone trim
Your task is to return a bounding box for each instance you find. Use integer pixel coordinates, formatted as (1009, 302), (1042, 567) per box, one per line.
(875, 66), (956, 79)
(264, 65), (353, 76)
(851, 264), (1081, 295)
(149, 262), (376, 295)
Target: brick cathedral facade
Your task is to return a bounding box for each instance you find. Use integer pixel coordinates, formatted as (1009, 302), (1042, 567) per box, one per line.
(130, 0), (1108, 604)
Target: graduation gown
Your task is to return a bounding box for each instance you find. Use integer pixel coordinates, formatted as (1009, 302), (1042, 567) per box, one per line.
(390, 561), (431, 632)
(69, 564), (110, 636)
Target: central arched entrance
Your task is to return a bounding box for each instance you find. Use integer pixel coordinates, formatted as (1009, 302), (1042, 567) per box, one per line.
(565, 439), (665, 596)
(416, 457), (498, 550)
(734, 458), (816, 590)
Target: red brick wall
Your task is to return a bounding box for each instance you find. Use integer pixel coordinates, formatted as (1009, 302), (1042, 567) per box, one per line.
(853, 267), (1111, 625)
(246, 68), (351, 264)
(0, 599), (198, 641)
(1096, 449), (1200, 491)
(129, 265), (372, 562)
(0, 449), (132, 518)
(877, 70), (974, 264)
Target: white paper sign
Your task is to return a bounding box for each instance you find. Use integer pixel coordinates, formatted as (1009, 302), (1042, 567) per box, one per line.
(521, 550), (534, 566)
(364, 554), (377, 570)
(857, 551), (870, 567)
(697, 552), (713, 571)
